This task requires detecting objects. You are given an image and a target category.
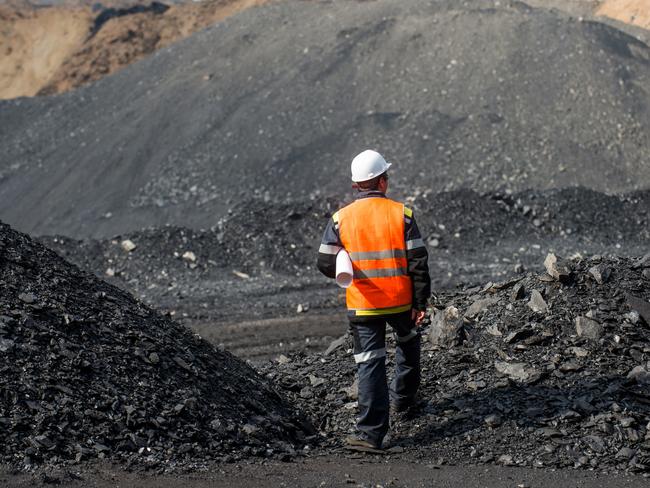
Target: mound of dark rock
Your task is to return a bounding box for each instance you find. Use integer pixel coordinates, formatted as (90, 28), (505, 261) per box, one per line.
(39, 188), (650, 321)
(3, 0), (650, 237)
(41, 196), (340, 283)
(37, 199), (340, 323)
(0, 222), (311, 469)
(264, 254), (650, 473)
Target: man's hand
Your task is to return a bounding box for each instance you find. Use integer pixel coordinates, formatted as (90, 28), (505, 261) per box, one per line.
(411, 309), (426, 327)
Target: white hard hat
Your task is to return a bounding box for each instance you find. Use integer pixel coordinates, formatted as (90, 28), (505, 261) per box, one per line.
(350, 150), (391, 182)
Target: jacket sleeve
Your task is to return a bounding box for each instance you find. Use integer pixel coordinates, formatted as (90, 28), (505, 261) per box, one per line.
(316, 212), (343, 279)
(404, 207), (431, 310)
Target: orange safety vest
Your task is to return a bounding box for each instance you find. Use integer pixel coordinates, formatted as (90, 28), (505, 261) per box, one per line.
(335, 197), (413, 316)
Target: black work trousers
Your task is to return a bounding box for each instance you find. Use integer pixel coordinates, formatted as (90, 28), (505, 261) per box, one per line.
(349, 311), (421, 446)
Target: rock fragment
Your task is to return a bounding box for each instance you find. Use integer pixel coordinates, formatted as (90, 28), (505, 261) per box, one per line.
(544, 253), (571, 283)
(309, 375), (325, 387)
(633, 254), (650, 269)
(325, 335), (348, 356)
(616, 447), (636, 460)
(467, 379), (486, 390)
(18, 293), (36, 304)
(182, 251), (197, 262)
(575, 316), (603, 341)
(485, 323), (502, 337)
(494, 361), (541, 383)
(465, 297), (498, 318)
(276, 354), (291, 364)
(588, 265), (610, 284)
(120, 239), (136, 252)
(0, 338), (14, 352)
(583, 435), (605, 453)
(627, 295), (650, 325)
(569, 347), (589, 358)
(341, 379), (358, 400)
(627, 366), (650, 385)
(497, 454), (514, 466)
(429, 306), (465, 347)
(527, 290), (548, 313)
(505, 329), (534, 344)
(510, 283), (525, 301)
(484, 414), (502, 428)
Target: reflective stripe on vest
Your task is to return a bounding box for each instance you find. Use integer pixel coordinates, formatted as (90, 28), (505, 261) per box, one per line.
(337, 198), (413, 315)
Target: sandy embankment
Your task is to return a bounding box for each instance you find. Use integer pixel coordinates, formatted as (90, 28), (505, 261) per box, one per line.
(0, 0), (268, 99)
(597, 0), (650, 30)
(0, 5), (92, 98)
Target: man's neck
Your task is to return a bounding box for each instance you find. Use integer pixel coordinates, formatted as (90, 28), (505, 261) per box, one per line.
(355, 190), (386, 199)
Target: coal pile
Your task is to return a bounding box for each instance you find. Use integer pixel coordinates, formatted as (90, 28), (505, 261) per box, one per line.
(41, 196), (340, 281)
(38, 187), (650, 289)
(38, 198), (341, 323)
(28, 187), (649, 363)
(3, 0), (650, 237)
(263, 254), (650, 473)
(0, 222), (312, 469)
(40, 187), (650, 317)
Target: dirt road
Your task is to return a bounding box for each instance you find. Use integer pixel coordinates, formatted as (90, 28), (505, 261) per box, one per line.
(3, 457), (648, 487)
(189, 312), (347, 362)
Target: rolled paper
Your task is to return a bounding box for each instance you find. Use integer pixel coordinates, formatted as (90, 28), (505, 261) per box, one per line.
(335, 250), (353, 288)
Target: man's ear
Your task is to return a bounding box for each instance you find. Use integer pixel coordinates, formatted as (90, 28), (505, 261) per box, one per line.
(352, 183), (359, 190)
(379, 176), (388, 191)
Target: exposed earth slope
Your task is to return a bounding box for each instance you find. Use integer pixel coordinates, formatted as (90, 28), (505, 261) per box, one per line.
(1, 0), (650, 101)
(598, 0), (650, 30)
(0, 0), (269, 99)
(37, 0), (268, 96)
(2, 0), (650, 237)
(0, 3), (93, 99)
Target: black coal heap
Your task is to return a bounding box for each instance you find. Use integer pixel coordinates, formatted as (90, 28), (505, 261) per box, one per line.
(265, 254), (650, 472)
(0, 222), (310, 469)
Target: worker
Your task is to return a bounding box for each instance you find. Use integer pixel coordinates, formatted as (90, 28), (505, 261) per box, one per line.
(317, 150), (431, 452)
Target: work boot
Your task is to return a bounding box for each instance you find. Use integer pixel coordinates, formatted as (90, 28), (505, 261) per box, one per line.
(390, 402), (409, 415)
(390, 398), (423, 422)
(390, 398), (416, 415)
(344, 434), (383, 453)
